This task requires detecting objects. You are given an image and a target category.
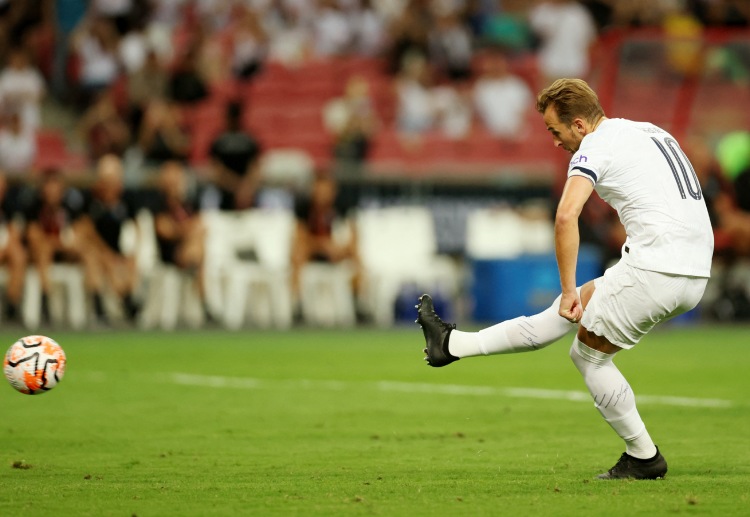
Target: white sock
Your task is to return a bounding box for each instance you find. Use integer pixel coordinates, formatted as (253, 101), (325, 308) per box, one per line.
(569, 337), (657, 460)
(448, 292), (577, 358)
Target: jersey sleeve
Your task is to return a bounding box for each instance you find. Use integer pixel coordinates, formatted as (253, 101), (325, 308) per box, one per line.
(567, 133), (612, 186)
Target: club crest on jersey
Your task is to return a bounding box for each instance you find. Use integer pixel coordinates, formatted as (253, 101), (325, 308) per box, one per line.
(570, 154), (588, 165)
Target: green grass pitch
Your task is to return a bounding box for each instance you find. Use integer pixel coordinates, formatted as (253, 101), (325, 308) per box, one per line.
(1, 325), (749, 516)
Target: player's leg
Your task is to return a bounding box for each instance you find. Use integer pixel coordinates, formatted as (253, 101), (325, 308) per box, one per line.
(416, 283), (586, 367)
(570, 263), (680, 479)
(569, 333), (665, 479)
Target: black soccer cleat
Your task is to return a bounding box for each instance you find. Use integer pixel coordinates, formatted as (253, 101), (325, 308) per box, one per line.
(597, 447), (668, 480)
(415, 294), (459, 367)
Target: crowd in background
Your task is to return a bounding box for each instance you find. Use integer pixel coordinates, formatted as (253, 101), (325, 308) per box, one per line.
(1, 1), (748, 169)
(0, 0), (749, 328)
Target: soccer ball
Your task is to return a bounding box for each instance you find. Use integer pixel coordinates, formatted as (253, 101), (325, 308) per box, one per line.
(3, 336), (67, 395)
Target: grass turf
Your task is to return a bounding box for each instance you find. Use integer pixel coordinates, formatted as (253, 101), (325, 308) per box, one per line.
(0, 325), (749, 516)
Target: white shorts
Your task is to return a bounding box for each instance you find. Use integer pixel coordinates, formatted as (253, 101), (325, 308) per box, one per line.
(580, 260), (708, 349)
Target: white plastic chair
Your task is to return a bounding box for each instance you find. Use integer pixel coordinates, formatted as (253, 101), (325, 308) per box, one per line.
(23, 264), (87, 329)
(220, 208), (296, 329)
(298, 218), (357, 327)
(465, 206), (554, 259)
(356, 205), (458, 326)
(259, 149), (314, 189)
(465, 207), (526, 260)
(300, 261), (357, 327)
(137, 209), (204, 330)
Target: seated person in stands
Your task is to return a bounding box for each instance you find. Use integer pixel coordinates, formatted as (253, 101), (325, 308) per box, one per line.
(0, 109), (36, 178)
(472, 50), (533, 140)
(291, 174), (358, 303)
(153, 161), (211, 317)
(323, 75), (378, 165)
(168, 43), (208, 106)
(78, 154), (140, 321)
(208, 102), (261, 210)
(0, 172), (27, 322)
(78, 89), (131, 161)
(25, 169), (102, 324)
(138, 98), (190, 165)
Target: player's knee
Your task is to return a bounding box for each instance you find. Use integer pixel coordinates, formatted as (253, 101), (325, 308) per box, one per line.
(569, 339), (584, 370)
(569, 338), (594, 376)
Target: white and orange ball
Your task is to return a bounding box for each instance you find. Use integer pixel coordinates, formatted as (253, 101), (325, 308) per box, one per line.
(4, 336), (67, 394)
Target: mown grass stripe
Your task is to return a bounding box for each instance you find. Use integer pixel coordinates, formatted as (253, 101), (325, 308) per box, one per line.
(167, 373), (733, 408)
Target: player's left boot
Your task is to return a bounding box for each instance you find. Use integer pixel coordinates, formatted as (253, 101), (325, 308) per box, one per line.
(597, 447), (668, 480)
(415, 294), (459, 367)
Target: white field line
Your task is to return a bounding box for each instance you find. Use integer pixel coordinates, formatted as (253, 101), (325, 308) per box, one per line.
(168, 373), (733, 409)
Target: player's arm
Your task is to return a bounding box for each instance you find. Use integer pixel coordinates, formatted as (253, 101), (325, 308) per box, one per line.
(555, 176), (594, 322)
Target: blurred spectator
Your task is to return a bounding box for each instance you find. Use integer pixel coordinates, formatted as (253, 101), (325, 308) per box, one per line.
(126, 48), (169, 134)
(229, 6), (268, 81)
(385, 0), (432, 75)
(91, 0), (135, 35)
(689, 0), (750, 27)
(713, 131), (750, 255)
(0, 0), (12, 60)
(663, 5), (704, 77)
(350, 0), (387, 56)
(144, 0), (186, 61)
(313, 0), (353, 57)
(685, 134), (737, 251)
(168, 41), (208, 105)
(479, 7), (534, 52)
(432, 81), (473, 139)
(0, 110), (36, 178)
(291, 173), (358, 304)
(686, 132), (750, 320)
(118, 23), (149, 75)
(579, 0), (615, 31)
(472, 51), (533, 139)
(0, 46), (45, 130)
(79, 154), (140, 321)
(206, 102), (262, 210)
(609, 0), (672, 27)
(716, 131), (750, 210)
(323, 75), (379, 164)
(24, 170), (100, 325)
(394, 51), (435, 135)
(71, 16), (121, 109)
(137, 98), (190, 165)
(266, 2), (314, 66)
(462, 0), (493, 38)
(529, 0), (597, 81)
(0, 1), (47, 63)
(78, 89), (131, 160)
(194, 0), (233, 32)
(428, 12), (473, 81)
(0, 172), (27, 323)
(153, 160), (211, 316)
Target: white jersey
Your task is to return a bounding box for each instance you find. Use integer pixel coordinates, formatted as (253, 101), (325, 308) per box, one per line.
(568, 118), (713, 278)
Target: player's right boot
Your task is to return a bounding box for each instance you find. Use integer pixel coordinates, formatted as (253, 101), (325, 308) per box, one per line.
(597, 447), (668, 480)
(415, 294), (459, 367)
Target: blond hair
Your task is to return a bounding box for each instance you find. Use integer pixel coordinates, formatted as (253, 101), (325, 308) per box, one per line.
(536, 78), (605, 125)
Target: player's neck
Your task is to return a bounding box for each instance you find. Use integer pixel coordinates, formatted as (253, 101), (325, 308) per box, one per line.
(591, 116), (607, 132)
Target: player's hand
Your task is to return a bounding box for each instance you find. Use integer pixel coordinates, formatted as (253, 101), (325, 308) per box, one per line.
(559, 290), (583, 324)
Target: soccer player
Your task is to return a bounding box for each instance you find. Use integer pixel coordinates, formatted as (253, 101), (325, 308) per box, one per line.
(416, 78), (714, 480)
